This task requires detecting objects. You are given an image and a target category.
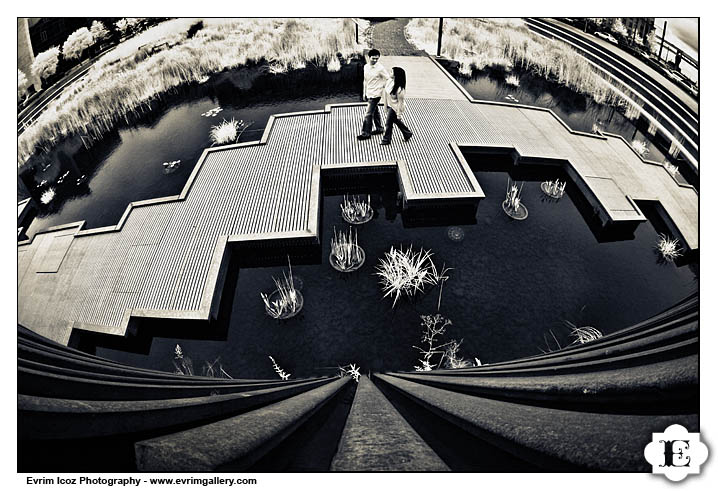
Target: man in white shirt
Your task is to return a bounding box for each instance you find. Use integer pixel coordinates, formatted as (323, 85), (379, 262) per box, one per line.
(357, 49), (391, 140)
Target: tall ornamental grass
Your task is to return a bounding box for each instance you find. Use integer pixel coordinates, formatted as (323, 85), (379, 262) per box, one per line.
(405, 18), (623, 106)
(18, 18), (359, 166)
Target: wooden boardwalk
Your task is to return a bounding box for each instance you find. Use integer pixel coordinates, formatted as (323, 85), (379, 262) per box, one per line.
(18, 56), (698, 345)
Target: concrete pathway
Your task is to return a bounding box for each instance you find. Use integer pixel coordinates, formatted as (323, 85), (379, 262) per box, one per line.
(369, 18), (426, 56)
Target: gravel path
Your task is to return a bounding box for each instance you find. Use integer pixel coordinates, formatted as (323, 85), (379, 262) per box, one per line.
(368, 18), (426, 56)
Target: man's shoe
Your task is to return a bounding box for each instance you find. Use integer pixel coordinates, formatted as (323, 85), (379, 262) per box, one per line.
(404, 133), (413, 142)
(380, 140), (391, 145)
(371, 128), (385, 135)
(357, 134), (370, 140)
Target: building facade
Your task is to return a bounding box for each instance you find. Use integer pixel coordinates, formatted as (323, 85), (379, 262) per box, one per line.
(17, 18), (42, 95)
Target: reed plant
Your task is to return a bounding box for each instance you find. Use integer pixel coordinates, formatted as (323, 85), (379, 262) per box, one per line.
(268, 355), (291, 380)
(173, 344), (194, 376)
(260, 257), (303, 319)
(40, 188), (55, 205)
(18, 18), (359, 166)
(663, 161), (679, 177)
(330, 227), (365, 272)
(209, 118), (251, 146)
(504, 74), (520, 87)
(202, 357), (233, 379)
(340, 194), (373, 224)
(540, 179), (566, 199)
(405, 18), (623, 107)
(564, 321), (603, 345)
(631, 139), (649, 157)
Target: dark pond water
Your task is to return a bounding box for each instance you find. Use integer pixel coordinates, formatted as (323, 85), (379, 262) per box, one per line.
(452, 67), (693, 186)
(20, 63), (361, 240)
(96, 166), (697, 379)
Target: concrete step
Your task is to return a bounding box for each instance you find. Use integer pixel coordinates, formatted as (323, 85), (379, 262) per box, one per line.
(331, 376), (448, 471)
(19, 378), (334, 440)
(18, 361), (307, 400)
(135, 377), (350, 471)
(387, 353), (698, 412)
(431, 300), (697, 375)
(406, 328), (697, 378)
(375, 373), (698, 471)
(18, 345), (289, 385)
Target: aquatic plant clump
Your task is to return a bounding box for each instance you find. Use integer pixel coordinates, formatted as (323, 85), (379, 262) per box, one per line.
(505, 74), (520, 87)
(40, 188), (56, 205)
(330, 227), (365, 273)
(375, 246), (449, 308)
(201, 106), (223, 118)
(210, 118), (252, 146)
(656, 234), (683, 261)
(631, 139), (649, 157)
(540, 179), (566, 199)
(162, 159), (181, 174)
(173, 344), (194, 376)
(260, 257), (304, 319)
(338, 363), (361, 382)
(341, 195), (373, 224)
(202, 357), (233, 379)
(502, 179), (528, 220)
(663, 161), (679, 177)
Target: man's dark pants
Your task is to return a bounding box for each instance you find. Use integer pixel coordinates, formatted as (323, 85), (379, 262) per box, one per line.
(360, 97), (383, 136)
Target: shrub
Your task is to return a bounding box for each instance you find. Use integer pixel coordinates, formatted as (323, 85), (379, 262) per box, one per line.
(31, 47), (60, 81)
(90, 21), (110, 44)
(18, 69), (30, 100)
(187, 20), (204, 39)
(62, 27), (94, 60)
(115, 18), (142, 36)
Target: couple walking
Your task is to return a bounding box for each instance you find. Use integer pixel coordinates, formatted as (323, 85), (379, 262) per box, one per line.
(357, 49), (413, 145)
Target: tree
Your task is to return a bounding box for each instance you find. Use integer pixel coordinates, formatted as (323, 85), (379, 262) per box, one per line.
(90, 20), (110, 44)
(114, 18), (129, 35)
(31, 47), (60, 81)
(62, 27), (94, 60)
(612, 20), (628, 39)
(18, 69), (30, 100)
(115, 18), (143, 36)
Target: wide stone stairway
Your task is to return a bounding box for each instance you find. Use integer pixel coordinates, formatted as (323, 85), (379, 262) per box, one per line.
(18, 294), (697, 472)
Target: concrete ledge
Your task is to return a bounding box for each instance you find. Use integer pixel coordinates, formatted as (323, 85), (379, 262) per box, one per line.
(331, 377), (449, 471)
(375, 373), (697, 471)
(387, 352), (698, 412)
(19, 378), (334, 440)
(135, 377), (349, 471)
(19, 361), (322, 401)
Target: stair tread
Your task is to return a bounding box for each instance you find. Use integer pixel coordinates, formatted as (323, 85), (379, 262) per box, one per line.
(135, 377), (349, 471)
(331, 377), (449, 471)
(376, 373), (697, 471)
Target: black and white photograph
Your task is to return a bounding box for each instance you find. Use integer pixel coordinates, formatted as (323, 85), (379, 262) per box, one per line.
(13, 7), (710, 488)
